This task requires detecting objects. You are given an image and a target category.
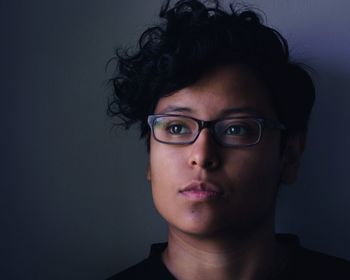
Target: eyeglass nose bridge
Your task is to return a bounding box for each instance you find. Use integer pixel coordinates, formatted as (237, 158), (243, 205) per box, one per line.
(192, 119), (219, 144)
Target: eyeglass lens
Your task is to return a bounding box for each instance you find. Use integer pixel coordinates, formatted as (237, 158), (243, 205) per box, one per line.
(152, 115), (261, 146)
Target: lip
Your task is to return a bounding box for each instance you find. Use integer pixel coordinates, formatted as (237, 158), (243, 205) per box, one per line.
(179, 181), (223, 201)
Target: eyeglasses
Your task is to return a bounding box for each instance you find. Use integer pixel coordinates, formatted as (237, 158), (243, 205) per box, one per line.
(147, 114), (286, 147)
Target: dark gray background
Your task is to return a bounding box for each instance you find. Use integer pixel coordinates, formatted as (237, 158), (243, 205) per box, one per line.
(4, 0), (350, 279)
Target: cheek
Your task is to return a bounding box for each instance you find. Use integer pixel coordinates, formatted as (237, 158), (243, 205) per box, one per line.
(148, 142), (184, 207)
(148, 153), (188, 230)
(149, 143), (185, 181)
(223, 146), (282, 204)
(216, 153), (281, 232)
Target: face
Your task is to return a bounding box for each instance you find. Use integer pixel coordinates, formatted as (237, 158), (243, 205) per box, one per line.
(147, 65), (301, 239)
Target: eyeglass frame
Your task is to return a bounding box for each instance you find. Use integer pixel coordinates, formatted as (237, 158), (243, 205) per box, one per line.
(147, 114), (286, 147)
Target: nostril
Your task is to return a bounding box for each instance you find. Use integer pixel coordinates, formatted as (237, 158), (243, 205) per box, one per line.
(191, 158), (218, 169)
(204, 159), (216, 169)
(191, 160), (200, 166)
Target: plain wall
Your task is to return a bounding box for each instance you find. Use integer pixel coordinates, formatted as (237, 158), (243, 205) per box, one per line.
(4, 0), (350, 279)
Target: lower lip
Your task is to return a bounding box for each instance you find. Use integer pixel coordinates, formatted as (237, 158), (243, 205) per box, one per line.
(179, 190), (222, 201)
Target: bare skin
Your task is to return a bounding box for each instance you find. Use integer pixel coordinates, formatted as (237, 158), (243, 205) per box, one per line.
(147, 65), (303, 280)
(162, 217), (292, 280)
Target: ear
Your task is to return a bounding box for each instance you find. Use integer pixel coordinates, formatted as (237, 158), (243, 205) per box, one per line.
(280, 133), (306, 184)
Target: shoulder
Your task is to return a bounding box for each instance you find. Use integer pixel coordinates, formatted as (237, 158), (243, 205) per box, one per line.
(106, 258), (151, 280)
(294, 247), (350, 279)
(276, 234), (350, 279)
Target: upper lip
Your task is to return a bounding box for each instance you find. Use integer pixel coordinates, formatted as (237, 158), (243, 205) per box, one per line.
(179, 181), (223, 193)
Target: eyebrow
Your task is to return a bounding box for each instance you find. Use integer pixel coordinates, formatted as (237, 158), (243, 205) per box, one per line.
(221, 107), (260, 116)
(158, 105), (260, 116)
(158, 105), (192, 114)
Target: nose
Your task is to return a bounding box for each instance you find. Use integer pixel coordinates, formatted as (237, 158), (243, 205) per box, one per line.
(188, 128), (221, 170)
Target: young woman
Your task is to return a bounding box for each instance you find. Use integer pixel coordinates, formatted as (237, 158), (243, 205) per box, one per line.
(107, 1), (350, 279)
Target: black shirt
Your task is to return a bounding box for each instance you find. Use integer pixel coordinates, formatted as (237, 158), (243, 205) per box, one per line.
(108, 234), (350, 279)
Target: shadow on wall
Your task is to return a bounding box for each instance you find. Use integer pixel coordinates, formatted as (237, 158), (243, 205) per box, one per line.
(276, 62), (350, 260)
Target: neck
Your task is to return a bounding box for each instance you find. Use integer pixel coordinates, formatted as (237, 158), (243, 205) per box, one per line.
(162, 221), (282, 280)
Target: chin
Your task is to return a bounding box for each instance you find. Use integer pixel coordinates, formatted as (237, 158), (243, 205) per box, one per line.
(169, 223), (220, 238)
(165, 208), (275, 240)
(167, 212), (232, 238)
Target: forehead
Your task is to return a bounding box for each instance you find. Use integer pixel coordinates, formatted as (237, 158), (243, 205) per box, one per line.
(155, 65), (277, 120)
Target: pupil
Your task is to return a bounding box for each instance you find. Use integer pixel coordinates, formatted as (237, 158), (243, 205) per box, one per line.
(171, 125), (181, 133)
(229, 126), (240, 134)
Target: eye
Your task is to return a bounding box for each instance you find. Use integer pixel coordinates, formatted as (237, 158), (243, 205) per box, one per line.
(166, 123), (191, 135)
(224, 124), (249, 136)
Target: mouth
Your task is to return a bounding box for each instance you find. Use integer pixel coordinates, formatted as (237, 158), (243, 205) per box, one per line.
(179, 181), (223, 201)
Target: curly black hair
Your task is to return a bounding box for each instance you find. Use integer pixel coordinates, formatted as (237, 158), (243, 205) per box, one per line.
(107, 0), (315, 144)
